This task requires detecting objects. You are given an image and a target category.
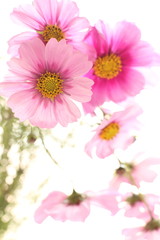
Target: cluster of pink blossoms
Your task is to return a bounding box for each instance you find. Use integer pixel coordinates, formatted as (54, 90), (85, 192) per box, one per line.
(1, 0), (160, 239)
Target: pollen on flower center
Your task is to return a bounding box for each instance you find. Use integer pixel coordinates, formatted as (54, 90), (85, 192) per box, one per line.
(41, 25), (65, 42)
(36, 72), (63, 99)
(94, 54), (122, 79)
(100, 122), (120, 140)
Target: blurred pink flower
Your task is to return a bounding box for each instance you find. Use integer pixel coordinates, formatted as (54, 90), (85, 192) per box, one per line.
(0, 38), (93, 128)
(82, 21), (160, 114)
(85, 105), (142, 158)
(9, 0), (89, 55)
(123, 218), (160, 240)
(123, 193), (160, 220)
(34, 189), (119, 223)
(109, 157), (160, 189)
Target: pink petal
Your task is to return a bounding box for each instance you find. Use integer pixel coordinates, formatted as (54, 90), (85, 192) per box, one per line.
(34, 0), (58, 24)
(19, 38), (46, 73)
(64, 77), (93, 102)
(45, 39), (92, 78)
(54, 95), (81, 126)
(0, 82), (33, 98)
(91, 191), (119, 215)
(66, 17), (90, 41)
(8, 31), (39, 56)
(111, 21), (141, 54)
(30, 98), (57, 128)
(7, 89), (41, 121)
(119, 68), (145, 97)
(11, 4), (45, 30)
(57, 0), (79, 29)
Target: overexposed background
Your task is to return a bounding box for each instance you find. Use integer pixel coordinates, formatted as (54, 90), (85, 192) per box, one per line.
(1, 0), (160, 239)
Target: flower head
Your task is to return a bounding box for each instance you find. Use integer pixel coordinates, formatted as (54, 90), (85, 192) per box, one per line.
(85, 105), (142, 158)
(82, 21), (160, 114)
(123, 218), (160, 240)
(9, 0), (90, 55)
(34, 189), (119, 222)
(109, 157), (160, 189)
(0, 38), (93, 128)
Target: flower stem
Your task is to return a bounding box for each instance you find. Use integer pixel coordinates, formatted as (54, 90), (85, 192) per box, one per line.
(38, 128), (59, 166)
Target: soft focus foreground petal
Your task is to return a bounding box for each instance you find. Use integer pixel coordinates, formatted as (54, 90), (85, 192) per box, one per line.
(54, 95), (81, 126)
(7, 89), (40, 121)
(57, 0), (79, 29)
(19, 38), (45, 73)
(30, 98), (57, 128)
(96, 140), (112, 158)
(111, 21), (141, 54)
(64, 77), (93, 102)
(34, 191), (67, 223)
(8, 31), (39, 56)
(53, 202), (90, 222)
(91, 191), (119, 215)
(34, 0), (58, 24)
(11, 4), (45, 30)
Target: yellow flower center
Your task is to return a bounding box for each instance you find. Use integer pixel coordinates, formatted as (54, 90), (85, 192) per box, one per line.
(36, 72), (63, 99)
(99, 122), (120, 140)
(93, 54), (122, 79)
(41, 25), (65, 42)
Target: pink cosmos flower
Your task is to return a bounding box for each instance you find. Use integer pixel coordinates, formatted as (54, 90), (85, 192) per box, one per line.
(122, 193), (160, 221)
(85, 105), (142, 158)
(8, 0), (89, 56)
(0, 38), (93, 128)
(123, 218), (160, 240)
(34, 189), (119, 223)
(109, 157), (160, 190)
(82, 21), (160, 114)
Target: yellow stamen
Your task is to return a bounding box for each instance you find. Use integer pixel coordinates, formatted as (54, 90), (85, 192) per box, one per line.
(36, 72), (63, 99)
(41, 25), (65, 42)
(94, 53), (122, 79)
(99, 122), (120, 140)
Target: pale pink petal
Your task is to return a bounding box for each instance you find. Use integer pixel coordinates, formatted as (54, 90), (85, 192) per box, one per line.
(66, 17), (89, 41)
(19, 38), (45, 73)
(11, 4), (45, 30)
(30, 98), (57, 128)
(96, 140), (112, 158)
(0, 82), (33, 98)
(91, 191), (119, 215)
(54, 95), (81, 126)
(34, 0), (58, 24)
(45, 39), (92, 78)
(7, 89), (41, 121)
(64, 77), (93, 102)
(8, 31), (39, 56)
(57, 0), (79, 29)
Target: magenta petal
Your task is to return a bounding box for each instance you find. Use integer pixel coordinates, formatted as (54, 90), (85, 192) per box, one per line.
(111, 21), (141, 54)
